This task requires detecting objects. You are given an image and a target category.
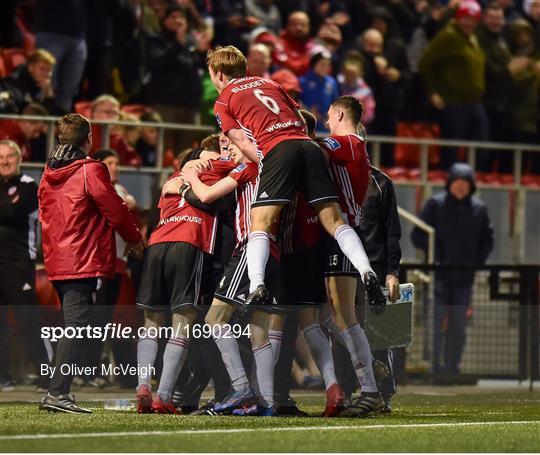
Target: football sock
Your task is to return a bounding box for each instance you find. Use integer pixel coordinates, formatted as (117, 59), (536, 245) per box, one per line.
(252, 341), (274, 407)
(320, 315), (348, 349)
(340, 323), (378, 393)
(302, 323), (338, 390)
(268, 329), (283, 366)
(157, 336), (189, 402)
(137, 334), (158, 388)
(246, 231), (270, 293)
(334, 224), (373, 281)
(214, 331), (250, 392)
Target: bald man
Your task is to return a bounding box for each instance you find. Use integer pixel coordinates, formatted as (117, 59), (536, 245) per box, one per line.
(247, 44), (272, 78)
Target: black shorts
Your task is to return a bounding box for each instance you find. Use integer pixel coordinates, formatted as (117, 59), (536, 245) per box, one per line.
(0, 260), (38, 306)
(214, 248), (285, 313)
(252, 139), (338, 207)
(282, 245), (326, 306)
(324, 229), (362, 277)
(137, 242), (203, 312)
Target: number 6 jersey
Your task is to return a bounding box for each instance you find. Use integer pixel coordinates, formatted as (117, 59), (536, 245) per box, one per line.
(214, 77), (309, 158)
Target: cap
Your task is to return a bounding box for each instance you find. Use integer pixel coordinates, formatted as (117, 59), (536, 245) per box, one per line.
(455, 0), (482, 20)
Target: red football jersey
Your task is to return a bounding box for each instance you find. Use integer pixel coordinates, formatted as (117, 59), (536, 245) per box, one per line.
(149, 159), (236, 253)
(214, 77), (309, 158)
(320, 134), (371, 227)
(281, 192), (322, 254)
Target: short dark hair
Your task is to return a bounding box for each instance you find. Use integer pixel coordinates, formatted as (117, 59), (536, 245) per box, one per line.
(485, 1), (503, 14)
(200, 134), (220, 152)
(57, 113), (91, 147)
(22, 103), (49, 116)
(140, 110), (162, 123)
(331, 96), (364, 125)
(299, 109), (317, 137)
(93, 148), (119, 162)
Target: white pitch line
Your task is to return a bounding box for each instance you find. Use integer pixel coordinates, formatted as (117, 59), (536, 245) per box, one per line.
(1, 420), (540, 441)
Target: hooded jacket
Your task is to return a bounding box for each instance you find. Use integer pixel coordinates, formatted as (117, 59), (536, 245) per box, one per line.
(38, 144), (141, 281)
(411, 163), (494, 285)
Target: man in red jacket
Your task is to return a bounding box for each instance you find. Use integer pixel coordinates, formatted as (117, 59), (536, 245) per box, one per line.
(38, 113), (143, 413)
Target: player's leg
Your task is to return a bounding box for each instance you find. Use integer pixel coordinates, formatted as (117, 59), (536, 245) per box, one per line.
(268, 313), (284, 366)
(136, 310), (165, 413)
(153, 307), (197, 413)
(206, 299), (251, 397)
(326, 276), (382, 417)
(247, 204), (284, 295)
(247, 142), (301, 304)
(246, 309), (275, 414)
(299, 140), (385, 313)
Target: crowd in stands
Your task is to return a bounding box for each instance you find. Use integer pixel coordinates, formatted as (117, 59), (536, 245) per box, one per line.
(0, 0), (539, 175)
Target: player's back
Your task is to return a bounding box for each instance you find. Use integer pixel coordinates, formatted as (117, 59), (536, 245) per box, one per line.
(215, 77), (309, 157)
(321, 134), (371, 227)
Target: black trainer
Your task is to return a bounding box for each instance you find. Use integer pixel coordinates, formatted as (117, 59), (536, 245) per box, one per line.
(363, 272), (386, 315)
(190, 399), (219, 416)
(39, 393), (92, 414)
(339, 392), (383, 418)
(372, 359), (391, 391)
(245, 284), (271, 306)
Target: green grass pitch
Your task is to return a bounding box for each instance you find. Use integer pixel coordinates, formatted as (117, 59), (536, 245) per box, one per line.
(1, 390), (539, 452)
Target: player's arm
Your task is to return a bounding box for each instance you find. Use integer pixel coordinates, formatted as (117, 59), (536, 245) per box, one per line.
(184, 189), (236, 213)
(181, 167), (238, 204)
(227, 128), (259, 163)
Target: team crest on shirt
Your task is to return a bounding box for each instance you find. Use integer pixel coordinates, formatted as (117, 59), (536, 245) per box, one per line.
(231, 163), (247, 173)
(323, 137), (341, 150)
(215, 113), (222, 128)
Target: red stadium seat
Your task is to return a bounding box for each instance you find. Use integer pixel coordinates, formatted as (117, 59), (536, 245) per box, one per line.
(522, 174), (540, 187)
(499, 174), (514, 185)
(0, 54), (8, 78)
(121, 104), (150, 118)
(74, 101), (92, 118)
(383, 166), (409, 181)
(406, 168), (420, 181)
(428, 170), (447, 183)
(1, 48), (28, 73)
(15, 8), (36, 53)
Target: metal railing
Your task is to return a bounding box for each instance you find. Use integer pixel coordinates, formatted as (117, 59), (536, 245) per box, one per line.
(397, 206), (435, 265)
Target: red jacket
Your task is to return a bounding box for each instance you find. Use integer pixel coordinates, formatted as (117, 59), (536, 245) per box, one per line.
(0, 120), (31, 161)
(38, 149), (141, 281)
(279, 31), (314, 76)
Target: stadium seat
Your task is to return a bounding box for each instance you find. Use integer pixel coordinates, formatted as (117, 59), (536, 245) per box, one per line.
(499, 174), (514, 185)
(0, 54), (8, 78)
(121, 104), (150, 118)
(428, 170), (447, 182)
(383, 166), (409, 181)
(74, 100), (92, 118)
(1, 48), (28, 73)
(522, 174), (540, 187)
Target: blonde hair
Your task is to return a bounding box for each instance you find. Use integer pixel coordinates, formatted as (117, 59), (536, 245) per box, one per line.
(0, 139), (22, 158)
(91, 94), (120, 113)
(206, 46), (247, 79)
(28, 49), (56, 66)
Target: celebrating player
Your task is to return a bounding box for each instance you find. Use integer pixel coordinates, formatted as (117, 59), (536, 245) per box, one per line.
(319, 96), (384, 416)
(181, 143), (283, 416)
(205, 46), (386, 318)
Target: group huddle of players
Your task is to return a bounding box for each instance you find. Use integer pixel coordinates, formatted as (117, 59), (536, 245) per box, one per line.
(134, 46), (390, 418)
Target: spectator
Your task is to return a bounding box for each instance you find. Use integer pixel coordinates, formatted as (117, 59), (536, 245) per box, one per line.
(411, 163), (493, 379)
(279, 11), (316, 76)
(506, 19), (540, 174)
(212, 1), (260, 53)
(476, 3), (515, 172)
(38, 113), (143, 413)
(337, 56), (376, 125)
(271, 68), (302, 101)
(522, 0), (540, 50)
(0, 103), (48, 162)
(0, 49), (61, 115)
(245, 0), (282, 34)
(299, 51), (340, 131)
(361, 28), (406, 166)
(247, 43), (273, 77)
(90, 94), (142, 167)
(136, 110), (163, 167)
(0, 140), (51, 392)
(419, 1), (488, 170)
(34, 0), (88, 113)
(143, 4), (203, 150)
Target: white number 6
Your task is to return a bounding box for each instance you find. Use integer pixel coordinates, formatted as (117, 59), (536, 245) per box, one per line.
(254, 89), (280, 115)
